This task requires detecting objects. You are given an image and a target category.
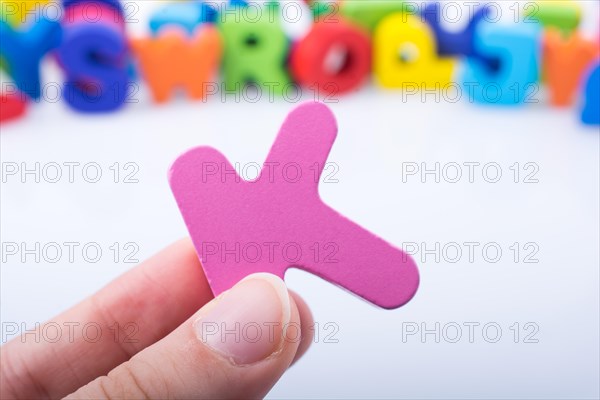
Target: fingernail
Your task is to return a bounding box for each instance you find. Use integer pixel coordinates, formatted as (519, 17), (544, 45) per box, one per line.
(193, 273), (291, 366)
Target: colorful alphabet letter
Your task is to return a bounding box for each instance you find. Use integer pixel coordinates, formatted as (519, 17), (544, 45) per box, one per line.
(291, 20), (371, 95)
(374, 13), (455, 90)
(421, 3), (490, 58)
(132, 26), (222, 103)
(581, 62), (600, 125)
(169, 102), (420, 309)
(219, 2), (291, 95)
(543, 29), (599, 106)
(57, 2), (129, 112)
(461, 22), (541, 105)
(0, 17), (61, 99)
(0, 92), (26, 122)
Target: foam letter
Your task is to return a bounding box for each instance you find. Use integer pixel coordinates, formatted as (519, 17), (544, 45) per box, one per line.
(581, 62), (600, 125)
(461, 22), (541, 105)
(544, 29), (599, 106)
(291, 20), (371, 95)
(374, 13), (455, 89)
(421, 3), (489, 58)
(0, 17), (61, 99)
(0, 92), (27, 122)
(219, 2), (290, 95)
(169, 102), (420, 309)
(132, 26), (222, 103)
(57, 2), (129, 112)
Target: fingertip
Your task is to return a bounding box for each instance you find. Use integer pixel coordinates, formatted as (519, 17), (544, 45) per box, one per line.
(288, 290), (314, 366)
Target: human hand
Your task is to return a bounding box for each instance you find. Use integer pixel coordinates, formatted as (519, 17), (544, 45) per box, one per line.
(1, 239), (314, 399)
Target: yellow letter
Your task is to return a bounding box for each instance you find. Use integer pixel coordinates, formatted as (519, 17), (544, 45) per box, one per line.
(374, 13), (455, 90)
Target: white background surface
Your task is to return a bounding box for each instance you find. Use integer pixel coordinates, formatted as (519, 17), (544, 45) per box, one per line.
(1, 1), (600, 399)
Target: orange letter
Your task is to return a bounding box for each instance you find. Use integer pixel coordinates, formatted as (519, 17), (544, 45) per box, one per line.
(131, 26), (221, 103)
(544, 29), (599, 106)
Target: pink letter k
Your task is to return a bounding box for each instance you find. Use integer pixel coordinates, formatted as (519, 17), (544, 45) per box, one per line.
(169, 102), (419, 309)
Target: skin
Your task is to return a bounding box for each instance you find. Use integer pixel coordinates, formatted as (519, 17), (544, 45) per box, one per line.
(0, 239), (314, 399)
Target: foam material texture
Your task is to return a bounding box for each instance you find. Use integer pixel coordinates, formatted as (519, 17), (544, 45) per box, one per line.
(169, 102), (420, 309)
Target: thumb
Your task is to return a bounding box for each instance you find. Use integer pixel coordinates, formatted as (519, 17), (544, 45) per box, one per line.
(67, 273), (304, 399)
